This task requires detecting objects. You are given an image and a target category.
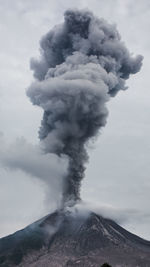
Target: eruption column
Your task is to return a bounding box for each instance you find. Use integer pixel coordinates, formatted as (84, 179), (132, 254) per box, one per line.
(27, 9), (143, 207)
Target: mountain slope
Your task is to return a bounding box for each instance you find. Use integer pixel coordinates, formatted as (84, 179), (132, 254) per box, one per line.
(0, 210), (150, 267)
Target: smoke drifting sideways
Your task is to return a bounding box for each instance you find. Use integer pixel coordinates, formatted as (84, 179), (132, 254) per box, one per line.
(27, 9), (143, 207)
(0, 135), (68, 209)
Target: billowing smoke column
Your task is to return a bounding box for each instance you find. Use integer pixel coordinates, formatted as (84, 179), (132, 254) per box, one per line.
(27, 9), (143, 207)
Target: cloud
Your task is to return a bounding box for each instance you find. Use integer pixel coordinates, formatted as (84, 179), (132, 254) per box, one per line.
(0, 135), (68, 207)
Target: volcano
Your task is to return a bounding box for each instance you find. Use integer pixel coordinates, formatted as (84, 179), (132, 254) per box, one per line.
(0, 210), (150, 267)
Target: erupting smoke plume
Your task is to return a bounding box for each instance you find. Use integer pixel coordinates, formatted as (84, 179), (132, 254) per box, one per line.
(27, 9), (143, 207)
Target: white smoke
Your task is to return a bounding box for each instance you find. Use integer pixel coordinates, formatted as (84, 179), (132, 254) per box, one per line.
(0, 135), (68, 208)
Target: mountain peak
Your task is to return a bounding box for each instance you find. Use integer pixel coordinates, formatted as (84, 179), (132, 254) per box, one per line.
(0, 210), (150, 266)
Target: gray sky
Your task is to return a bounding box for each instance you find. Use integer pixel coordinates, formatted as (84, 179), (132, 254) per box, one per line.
(0, 0), (150, 240)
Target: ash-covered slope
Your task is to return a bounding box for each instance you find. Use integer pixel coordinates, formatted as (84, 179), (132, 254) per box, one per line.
(0, 211), (150, 267)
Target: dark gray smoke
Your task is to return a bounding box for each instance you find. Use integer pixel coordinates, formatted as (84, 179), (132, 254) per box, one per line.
(27, 9), (143, 207)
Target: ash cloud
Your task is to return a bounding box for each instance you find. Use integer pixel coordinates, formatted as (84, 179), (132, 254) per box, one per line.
(27, 9), (143, 206)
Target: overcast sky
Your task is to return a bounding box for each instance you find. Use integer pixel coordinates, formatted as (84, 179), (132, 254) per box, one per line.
(0, 0), (150, 240)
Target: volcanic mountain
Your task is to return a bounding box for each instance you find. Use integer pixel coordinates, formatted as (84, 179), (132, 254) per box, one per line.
(0, 209), (150, 267)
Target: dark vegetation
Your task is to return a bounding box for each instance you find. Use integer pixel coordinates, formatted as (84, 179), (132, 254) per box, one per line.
(101, 263), (112, 267)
